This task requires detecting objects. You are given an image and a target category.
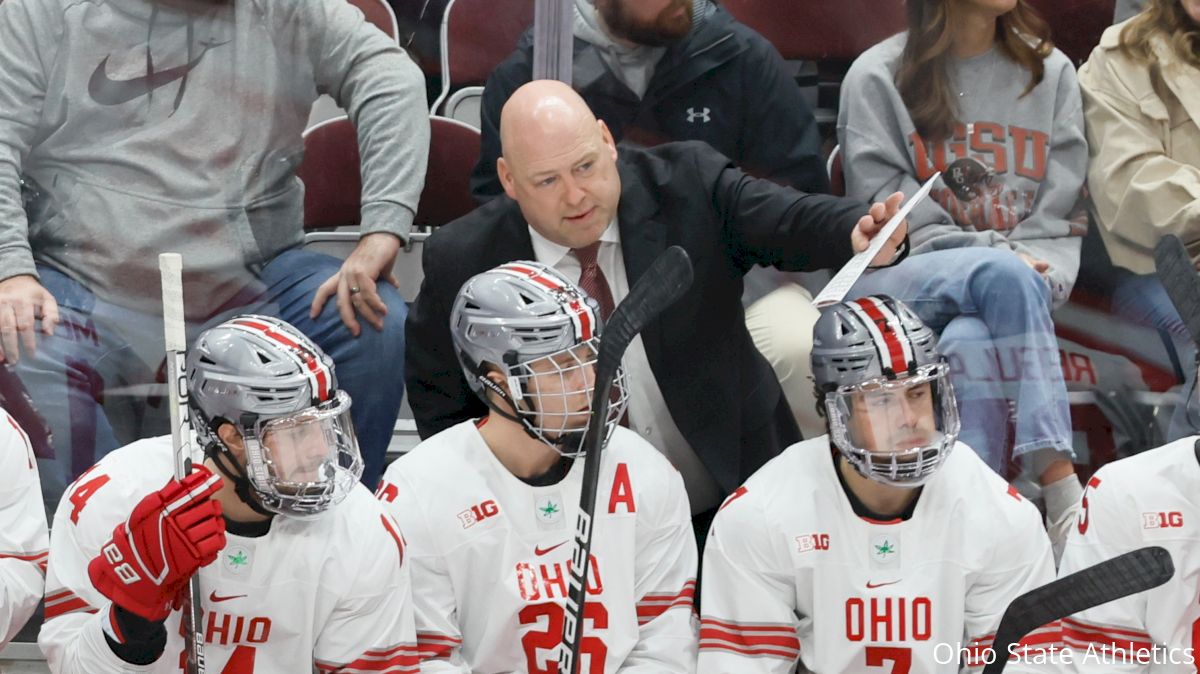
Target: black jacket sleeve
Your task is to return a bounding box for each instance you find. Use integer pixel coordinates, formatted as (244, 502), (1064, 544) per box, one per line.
(469, 50), (534, 203)
(404, 234), (487, 439)
(692, 143), (864, 271)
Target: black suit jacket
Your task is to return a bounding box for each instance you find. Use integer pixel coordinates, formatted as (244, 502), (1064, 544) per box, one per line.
(405, 141), (867, 494)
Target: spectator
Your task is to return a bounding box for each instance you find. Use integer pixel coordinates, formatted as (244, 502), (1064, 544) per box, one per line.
(837, 0), (1086, 553)
(1115, 0), (1149, 22)
(0, 0), (430, 499)
(473, 0), (835, 439)
(0, 405), (47, 649)
(1079, 0), (1200, 438)
(699, 297), (1056, 672)
(406, 80), (907, 538)
(381, 262), (697, 672)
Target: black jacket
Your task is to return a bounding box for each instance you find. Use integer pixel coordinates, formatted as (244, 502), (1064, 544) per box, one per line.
(470, 4), (829, 201)
(407, 142), (865, 494)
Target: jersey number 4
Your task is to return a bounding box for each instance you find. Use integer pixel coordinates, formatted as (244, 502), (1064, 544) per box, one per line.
(866, 646), (911, 674)
(519, 602), (608, 674)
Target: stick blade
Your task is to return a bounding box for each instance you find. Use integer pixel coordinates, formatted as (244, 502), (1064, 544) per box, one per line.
(598, 246), (693, 374)
(982, 546), (1174, 674)
(1154, 234), (1200, 348)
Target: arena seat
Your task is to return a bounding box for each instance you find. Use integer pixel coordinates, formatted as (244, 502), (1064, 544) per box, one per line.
(720, 0), (905, 61)
(430, 0), (535, 120)
(1026, 0), (1116, 65)
(349, 0), (400, 42)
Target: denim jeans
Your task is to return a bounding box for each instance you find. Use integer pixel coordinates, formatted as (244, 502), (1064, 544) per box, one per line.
(15, 248), (406, 507)
(848, 247), (1074, 475)
(1109, 269), (1198, 441)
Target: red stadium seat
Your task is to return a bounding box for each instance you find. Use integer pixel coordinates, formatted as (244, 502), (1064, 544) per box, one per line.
(298, 115), (481, 230)
(720, 0), (906, 61)
(431, 0), (535, 113)
(349, 0), (400, 43)
(1025, 0), (1116, 65)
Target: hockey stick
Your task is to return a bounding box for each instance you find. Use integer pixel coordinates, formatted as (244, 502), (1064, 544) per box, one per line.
(1155, 234), (1200, 349)
(980, 545), (1173, 674)
(160, 253), (206, 674)
(558, 246), (694, 674)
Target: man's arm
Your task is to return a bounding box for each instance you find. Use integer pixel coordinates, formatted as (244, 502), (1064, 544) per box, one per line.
(0, 410), (47, 647)
(470, 50), (535, 203)
(376, 475), (471, 672)
(0, 1), (60, 363)
(313, 510), (419, 673)
(621, 467), (698, 672)
(697, 489), (801, 674)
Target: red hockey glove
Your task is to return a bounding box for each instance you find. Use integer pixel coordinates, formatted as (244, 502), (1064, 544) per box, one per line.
(88, 466), (226, 621)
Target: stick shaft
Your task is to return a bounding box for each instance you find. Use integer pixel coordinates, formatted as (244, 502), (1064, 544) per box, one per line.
(159, 253), (205, 674)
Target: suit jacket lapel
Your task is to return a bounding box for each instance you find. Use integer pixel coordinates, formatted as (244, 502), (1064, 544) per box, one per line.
(615, 158), (668, 358)
(490, 199), (537, 265)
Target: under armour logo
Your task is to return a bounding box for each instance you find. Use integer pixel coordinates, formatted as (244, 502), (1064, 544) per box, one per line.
(686, 107), (711, 124)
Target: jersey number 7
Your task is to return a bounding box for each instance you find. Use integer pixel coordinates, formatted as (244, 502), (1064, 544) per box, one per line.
(866, 646), (912, 673)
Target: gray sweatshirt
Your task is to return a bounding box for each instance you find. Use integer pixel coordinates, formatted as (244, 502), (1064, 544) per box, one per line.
(837, 34), (1087, 304)
(0, 0), (429, 318)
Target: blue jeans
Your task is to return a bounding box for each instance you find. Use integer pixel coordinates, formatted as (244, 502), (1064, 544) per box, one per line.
(848, 247), (1074, 475)
(16, 249), (405, 507)
(1109, 270), (1198, 440)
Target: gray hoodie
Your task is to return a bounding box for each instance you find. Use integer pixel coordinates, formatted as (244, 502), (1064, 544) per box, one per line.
(837, 34), (1087, 304)
(571, 0), (710, 99)
(0, 0), (429, 319)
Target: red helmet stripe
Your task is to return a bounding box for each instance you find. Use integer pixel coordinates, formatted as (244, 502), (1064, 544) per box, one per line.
(230, 318), (331, 401)
(496, 264), (595, 342)
(851, 298), (907, 374)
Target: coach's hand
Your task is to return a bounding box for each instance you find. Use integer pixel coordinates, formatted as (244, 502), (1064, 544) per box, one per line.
(310, 233), (401, 337)
(851, 192), (908, 267)
(0, 275), (59, 364)
(88, 466), (226, 622)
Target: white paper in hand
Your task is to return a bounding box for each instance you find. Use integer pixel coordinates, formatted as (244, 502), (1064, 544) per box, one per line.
(813, 172), (940, 308)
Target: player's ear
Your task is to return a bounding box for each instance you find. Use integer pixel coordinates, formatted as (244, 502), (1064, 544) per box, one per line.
(216, 423), (247, 461)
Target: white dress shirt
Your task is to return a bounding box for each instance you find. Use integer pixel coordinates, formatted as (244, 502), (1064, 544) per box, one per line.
(528, 221), (723, 514)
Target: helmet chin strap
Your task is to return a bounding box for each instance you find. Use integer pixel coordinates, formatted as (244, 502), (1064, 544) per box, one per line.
(204, 441), (276, 519)
(475, 372), (581, 454)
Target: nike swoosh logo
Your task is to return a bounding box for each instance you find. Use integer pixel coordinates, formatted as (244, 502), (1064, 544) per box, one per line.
(866, 580), (901, 589)
(534, 541), (567, 556)
(88, 41), (228, 107)
(208, 591), (247, 603)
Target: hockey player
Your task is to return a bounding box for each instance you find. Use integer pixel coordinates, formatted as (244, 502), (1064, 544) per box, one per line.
(1056, 437), (1200, 671)
(0, 404), (48, 647)
(39, 315), (415, 673)
(698, 296), (1059, 673)
(377, 261), (698, 672)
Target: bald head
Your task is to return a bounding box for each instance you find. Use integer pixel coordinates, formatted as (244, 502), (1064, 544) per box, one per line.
(495, 81), (622, 250)
(499, 81), (602, 168)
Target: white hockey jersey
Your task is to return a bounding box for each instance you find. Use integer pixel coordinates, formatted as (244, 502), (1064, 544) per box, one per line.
(1058, 437), (1200, 673)
(377, 420), (698, 673)
(698, 436), (1058, 674)
(0, 406), (48, 647)
(39, 436), (417, 673)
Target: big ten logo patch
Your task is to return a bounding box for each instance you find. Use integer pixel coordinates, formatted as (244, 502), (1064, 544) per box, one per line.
(458, 499), (500, 529)
(796, 533), (831, 554)
(1142, 512), (1184, 529)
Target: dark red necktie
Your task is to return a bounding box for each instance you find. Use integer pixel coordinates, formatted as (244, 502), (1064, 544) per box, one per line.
(572, 242), (615, 321)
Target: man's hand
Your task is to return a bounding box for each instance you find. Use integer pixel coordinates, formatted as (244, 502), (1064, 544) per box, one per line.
(87, 466), (226, 622)
(0, 275), (59, 364)
(851, 192), (909, 267)
(310, 233), (402, 337)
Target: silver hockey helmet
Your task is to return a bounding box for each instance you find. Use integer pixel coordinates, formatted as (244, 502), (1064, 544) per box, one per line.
(187, 315), (362, 518)
(812, 295), (959, 486)
(451, 261), (628, 457)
